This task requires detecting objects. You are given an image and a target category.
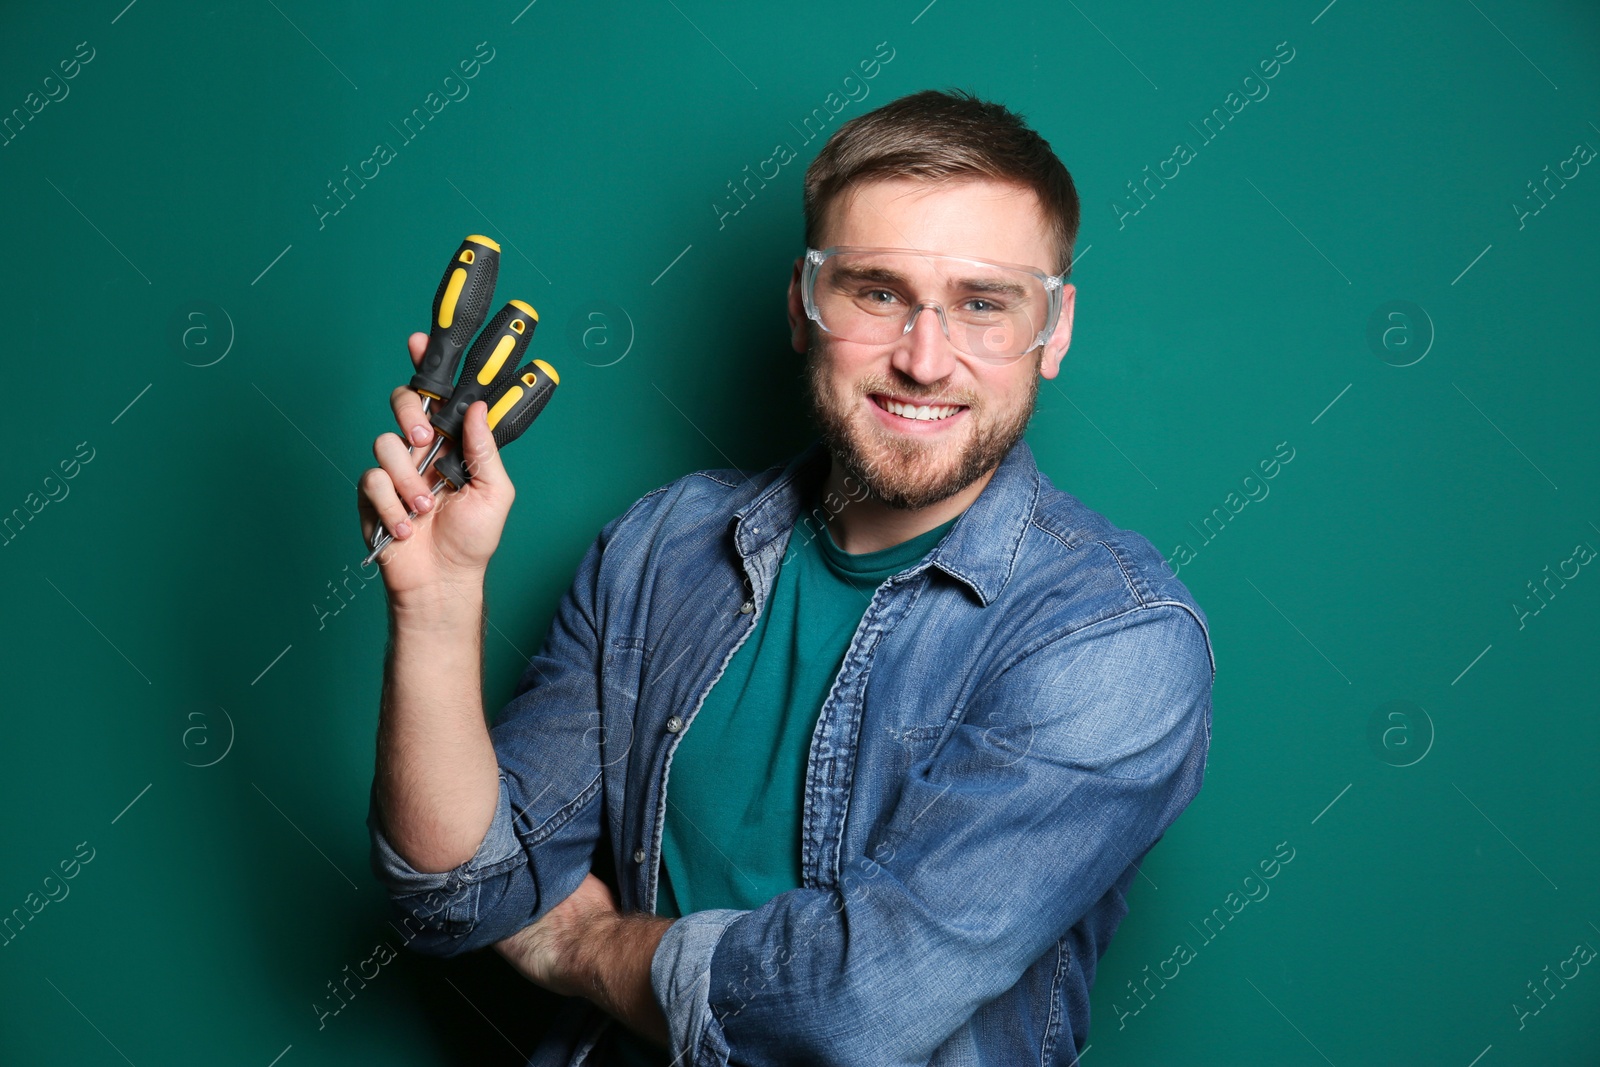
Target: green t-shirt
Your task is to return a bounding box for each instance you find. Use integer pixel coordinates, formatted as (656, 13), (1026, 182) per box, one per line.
(609, 497), (959, 1065)
(656, 503), (958, 918)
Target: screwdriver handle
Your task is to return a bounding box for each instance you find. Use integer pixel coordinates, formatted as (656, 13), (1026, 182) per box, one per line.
(434, 359), (559, 490)
(408, 235), (500, 403)
(430, 300), (539, 444)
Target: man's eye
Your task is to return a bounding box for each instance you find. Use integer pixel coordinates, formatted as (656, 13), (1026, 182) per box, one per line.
(862, 289), (900, 306)
(964, 297), (1005, 313)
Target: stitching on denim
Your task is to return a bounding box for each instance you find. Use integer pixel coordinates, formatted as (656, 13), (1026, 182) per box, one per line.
(1030, 518), (1078, 555)
(648, 585), (764, 913)
(1094, 539), (1149, 608)
(522, 770), (602, 846)
(607, 467), (761, 553)
(699, 985), (734, 1065)
(1029, 495), (1087, 552)
(984, 602), (1184, 689)
(1136, 598), (1216, 682)
(923, 557), (986, 604)
(974, 602), (1215, 759)
(1041, 937), (1068, 1066)
(803, 588), (868, 876)
(459, 852), (524, 886)
(690, 469), (746, 488)
(718, 458), (793, 516)
(894, 606), (1214, 785)
(821, 575), (927, 879)
(1005, 467), (1043, 582)
(926, 460), (1039, 605)
(611, 481), (675, 531)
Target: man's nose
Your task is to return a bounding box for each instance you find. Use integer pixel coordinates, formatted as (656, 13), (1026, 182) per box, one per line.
(893, 304), (960, 383)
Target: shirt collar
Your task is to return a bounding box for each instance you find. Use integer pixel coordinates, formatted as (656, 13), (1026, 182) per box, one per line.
(732, 436), (1041, 607)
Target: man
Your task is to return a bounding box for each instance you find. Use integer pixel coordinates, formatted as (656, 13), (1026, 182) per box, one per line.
(358, 89), (1214, 1066)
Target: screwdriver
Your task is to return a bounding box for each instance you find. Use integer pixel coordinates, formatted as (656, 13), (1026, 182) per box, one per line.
(363, 359), (560, 566)
(368, 298), (537, 550)
(431, 359), (558, 489)
(413, 300), (539, 477)
(408, 234), (501, 437)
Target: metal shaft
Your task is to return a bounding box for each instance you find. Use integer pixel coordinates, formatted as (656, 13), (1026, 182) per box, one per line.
(414, 435), (446, 475)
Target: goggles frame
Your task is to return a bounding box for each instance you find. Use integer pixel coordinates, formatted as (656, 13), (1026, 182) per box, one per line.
(801, 245), (1068, 363)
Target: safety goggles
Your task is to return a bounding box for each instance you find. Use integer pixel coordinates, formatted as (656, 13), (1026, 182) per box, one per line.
(801, 246), (1067, 364)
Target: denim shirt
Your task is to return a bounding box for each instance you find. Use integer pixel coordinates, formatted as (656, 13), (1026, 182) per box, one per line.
(366, 436), (1215, 1066)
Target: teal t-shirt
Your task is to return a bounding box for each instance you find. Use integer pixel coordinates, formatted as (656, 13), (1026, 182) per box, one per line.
(657, 503), (958, 918)
(609, 496), (959, 1065)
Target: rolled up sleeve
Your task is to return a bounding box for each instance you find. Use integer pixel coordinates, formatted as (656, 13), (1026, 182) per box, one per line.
(650, 909), (745, 1057)
(649, 603), (1214, 1066)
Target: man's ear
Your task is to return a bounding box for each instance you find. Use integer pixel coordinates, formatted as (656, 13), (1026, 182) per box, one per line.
(1039, 283), (1075, 380)
(787, 258), (808, 354)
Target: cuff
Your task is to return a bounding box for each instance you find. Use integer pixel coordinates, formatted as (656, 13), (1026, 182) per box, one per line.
(649, 908), (743, 1065)
(365, 774), (525, 897)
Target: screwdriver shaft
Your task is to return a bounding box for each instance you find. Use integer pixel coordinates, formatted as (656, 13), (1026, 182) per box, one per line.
(415, 435), (446, 475)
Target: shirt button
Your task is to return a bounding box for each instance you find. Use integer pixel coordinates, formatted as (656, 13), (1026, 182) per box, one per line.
(633, 849), (646, 863)
(665, 716), (684, 733)
(739, 600), (753, 614)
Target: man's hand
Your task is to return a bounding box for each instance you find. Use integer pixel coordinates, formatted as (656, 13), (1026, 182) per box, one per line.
(358, 331), (517, 607)
(493, 873), (674, 1047)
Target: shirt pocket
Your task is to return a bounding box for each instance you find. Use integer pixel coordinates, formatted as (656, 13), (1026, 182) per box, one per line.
(599, 636), (649, 769)
(603, 635), (648, 707)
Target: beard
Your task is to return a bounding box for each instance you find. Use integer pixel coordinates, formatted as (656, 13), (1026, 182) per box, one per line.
(803, 333), (1040, 511)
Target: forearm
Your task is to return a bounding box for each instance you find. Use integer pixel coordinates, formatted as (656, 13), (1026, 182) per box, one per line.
(375, 578), (501, 873)
(493, 875), (673, 1045)
(574, 912), (673, 1047)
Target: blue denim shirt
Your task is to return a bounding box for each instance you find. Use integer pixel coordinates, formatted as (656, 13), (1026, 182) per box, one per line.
(367, 436), (1215, 1066)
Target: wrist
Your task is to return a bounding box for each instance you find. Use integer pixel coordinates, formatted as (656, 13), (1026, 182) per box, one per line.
(386, 572), (487, 627)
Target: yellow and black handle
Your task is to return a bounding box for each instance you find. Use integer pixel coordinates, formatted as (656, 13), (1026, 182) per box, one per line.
(434, 359), (559, 489)
(408, 235), (500, 404)
(430, 300), (539, 445)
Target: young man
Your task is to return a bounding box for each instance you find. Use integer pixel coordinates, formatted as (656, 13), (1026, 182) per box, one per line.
(358, 89), (1214, 1066)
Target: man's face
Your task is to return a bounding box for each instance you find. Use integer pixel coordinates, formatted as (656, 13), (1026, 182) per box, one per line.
(788, 177), (1076, 511)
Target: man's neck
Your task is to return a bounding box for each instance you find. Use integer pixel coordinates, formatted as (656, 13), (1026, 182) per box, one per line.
(819, 455), (995, 555)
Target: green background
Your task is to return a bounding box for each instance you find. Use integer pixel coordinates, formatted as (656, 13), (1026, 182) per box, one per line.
(1, 0), (1596, 1063)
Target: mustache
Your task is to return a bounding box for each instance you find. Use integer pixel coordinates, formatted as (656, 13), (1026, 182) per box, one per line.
(853, 375), (978, 408)
(802, 336), (982, 409)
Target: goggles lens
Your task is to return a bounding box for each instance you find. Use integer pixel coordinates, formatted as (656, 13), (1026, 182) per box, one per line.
(805, 247), (1062, 363)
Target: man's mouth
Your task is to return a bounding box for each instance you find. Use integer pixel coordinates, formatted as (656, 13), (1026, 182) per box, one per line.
(869, 392), (968, 423)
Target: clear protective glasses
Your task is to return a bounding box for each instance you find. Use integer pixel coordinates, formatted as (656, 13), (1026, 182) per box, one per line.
(801, 245), (1068, 364)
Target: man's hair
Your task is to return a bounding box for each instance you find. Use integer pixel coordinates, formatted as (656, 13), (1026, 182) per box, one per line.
(803, 88), (1080, 277)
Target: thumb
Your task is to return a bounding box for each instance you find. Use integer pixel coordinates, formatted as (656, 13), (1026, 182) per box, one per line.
(458, 400), (510, 493)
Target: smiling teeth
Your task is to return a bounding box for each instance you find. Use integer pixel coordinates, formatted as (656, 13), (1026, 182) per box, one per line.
(878, 397), (962, 421)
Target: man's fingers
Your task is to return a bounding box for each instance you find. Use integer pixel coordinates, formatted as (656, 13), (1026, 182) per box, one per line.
(359, 466), (415, 543)
(374, 431), (438, 520)
(389, 333), (434, 447)
(391, 383), (432, 448)
(458, 400), (510, 494)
